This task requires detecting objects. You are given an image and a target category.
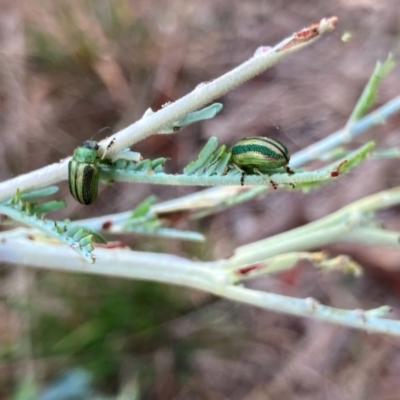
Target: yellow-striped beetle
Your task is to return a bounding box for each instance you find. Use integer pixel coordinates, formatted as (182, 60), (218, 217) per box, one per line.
(68, 140), (100, 205)
(230, 136), (293, 186)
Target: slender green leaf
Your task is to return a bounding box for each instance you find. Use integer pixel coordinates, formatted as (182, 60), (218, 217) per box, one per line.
(348, 54), (395, 124)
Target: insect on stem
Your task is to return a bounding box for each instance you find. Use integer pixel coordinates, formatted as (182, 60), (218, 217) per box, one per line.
(229, 136), (295, 188)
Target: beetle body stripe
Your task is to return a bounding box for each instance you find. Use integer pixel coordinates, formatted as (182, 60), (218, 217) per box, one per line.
(68, 141), (100, 205)
(230, 136), (290, 169)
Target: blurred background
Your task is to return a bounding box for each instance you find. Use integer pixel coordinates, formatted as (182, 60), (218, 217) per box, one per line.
(1, 0), (400, 399)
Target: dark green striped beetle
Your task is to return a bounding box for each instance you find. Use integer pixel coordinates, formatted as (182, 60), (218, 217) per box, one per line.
(230, 136), (293, 187)
(68, 140), (100, 205)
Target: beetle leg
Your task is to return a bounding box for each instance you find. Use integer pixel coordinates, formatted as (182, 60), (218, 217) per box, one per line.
(253, 168), (277, 190)
(230, 164), (247, 186)
(240, 171), (246, 186)
(285, 166), (295, 175)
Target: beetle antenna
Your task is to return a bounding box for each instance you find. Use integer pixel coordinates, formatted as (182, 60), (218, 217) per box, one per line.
(90, 126), (111, 141)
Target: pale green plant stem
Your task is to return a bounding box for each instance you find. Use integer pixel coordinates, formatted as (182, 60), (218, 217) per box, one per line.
(230, 188), (400, 267)
(230, 225), (348, 267)
(100, 168), (332, 186)
(13, 183), (397, 273)
(17, 92), (396, 231)
(220, 286), (398, 336)
(0, 17), (335, 202)
(1, 185), (400, 335)
(343, 227), (399, 246)
(73, 187), (267, 230)
(2, 16), (400, 336)
(291, 95), (400, 167)
(0, 239), (225, 289)
(182, 94), (400, 216)
(1, 237), (399, 336)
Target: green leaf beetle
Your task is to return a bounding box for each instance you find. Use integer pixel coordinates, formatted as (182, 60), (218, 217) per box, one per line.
(230, 136), (294, 187)
(68, 140), (101, 205)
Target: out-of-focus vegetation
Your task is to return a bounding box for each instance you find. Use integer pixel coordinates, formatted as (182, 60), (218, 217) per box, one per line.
(2, 1), (400, 399)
